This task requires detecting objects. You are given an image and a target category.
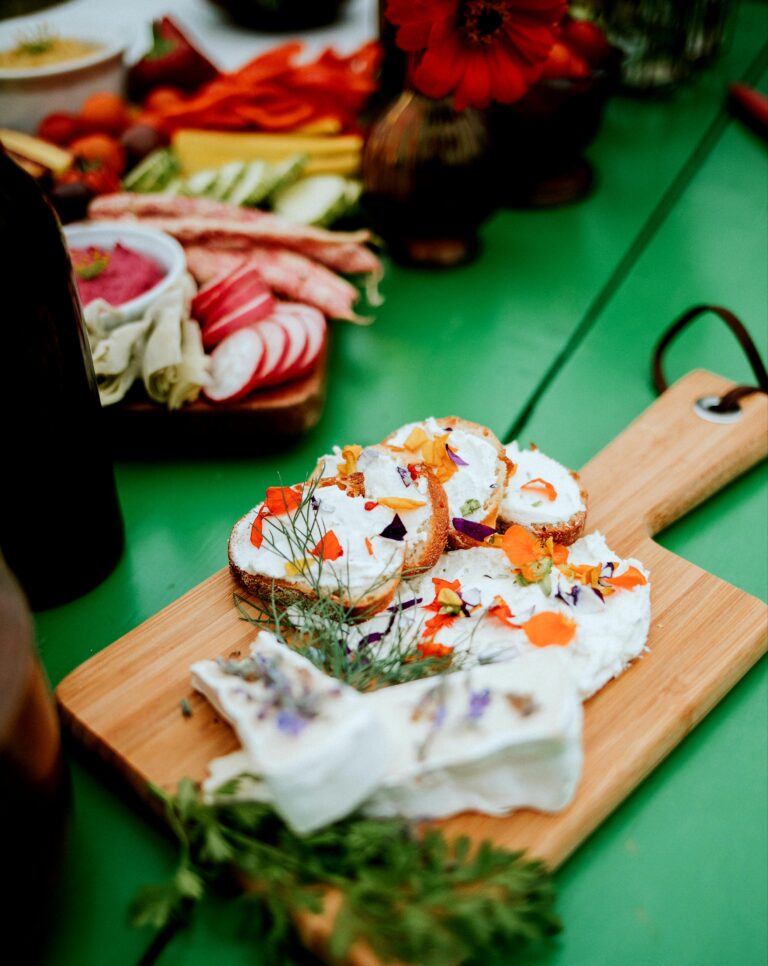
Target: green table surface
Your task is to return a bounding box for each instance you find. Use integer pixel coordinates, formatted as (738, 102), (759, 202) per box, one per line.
(33, 4), (767, 965)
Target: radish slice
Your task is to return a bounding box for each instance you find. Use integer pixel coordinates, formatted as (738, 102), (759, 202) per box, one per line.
(192, 261), (251, 320)
(201, 276), (273, 330)
(252, 319), (289, 388)
(201, 290), (276, 350)
(292, 304), (327, 379)
(203, 327), (265, 403)
(267, 304), (309, 384)
(252, 319), (288, 388)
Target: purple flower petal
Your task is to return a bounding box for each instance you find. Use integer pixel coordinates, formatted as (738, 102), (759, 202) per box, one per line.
(452, 517), (496, 541)
(359, 631), (384, 648)
(468, 688), (492, 721)
(276, 710), (307, 736)
(380, 513), (407, 541)
(446, 444), (468, 466)
(388, 597), (423, 612)
(396, 466), (412, 488)
(592, 587), (605, 603)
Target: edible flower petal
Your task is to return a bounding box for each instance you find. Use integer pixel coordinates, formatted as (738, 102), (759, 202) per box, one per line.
(421, 612), (457, 639)
(265, 485), (303, 515)
(336, 444), (362, 476)
(380, 513), (407, 541)
(397, 466), (412, 487)
(446, 444), (468, 466)
(487, 594), (520, 628)
(309, 530), (343, 561)
(452, 516), (496, 542)
(377, 497), (428, 510)
(520, 477), (558, 502)
(249, 505), (270, 548)
(364, 537), (374, 556)
(403, 426), (429, 451)
(604, 565), (647, 591)
(521, 611), (577, 647)
(415, 639), (454, 659)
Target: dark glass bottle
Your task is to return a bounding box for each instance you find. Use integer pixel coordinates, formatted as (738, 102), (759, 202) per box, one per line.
(0, 553), (70, 960)
(0, 148), (124, 609)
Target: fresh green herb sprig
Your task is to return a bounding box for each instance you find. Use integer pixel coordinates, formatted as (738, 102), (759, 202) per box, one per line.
(131, 777), (560, 966)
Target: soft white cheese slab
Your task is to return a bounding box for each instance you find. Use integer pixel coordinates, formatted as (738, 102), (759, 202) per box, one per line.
(362, 649), (583, 819)
(500, 442), (585, 527)
(191, 630), (391, 834)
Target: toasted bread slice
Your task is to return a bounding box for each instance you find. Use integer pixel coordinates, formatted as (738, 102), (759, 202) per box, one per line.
(498, 442), (587, 546)
(228, 477), (406, 618)
(382, 416), (512, 550)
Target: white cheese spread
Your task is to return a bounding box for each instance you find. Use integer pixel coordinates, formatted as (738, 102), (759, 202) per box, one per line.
(387, 418), (503, 522)
(501, 442), (585, 527)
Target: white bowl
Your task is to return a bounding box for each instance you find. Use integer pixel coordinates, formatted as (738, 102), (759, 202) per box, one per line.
(64, 222), (187, 325)
(0, 20), (127, 133)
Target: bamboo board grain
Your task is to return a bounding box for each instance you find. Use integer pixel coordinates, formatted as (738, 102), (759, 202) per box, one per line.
(57, 369), (768, 963)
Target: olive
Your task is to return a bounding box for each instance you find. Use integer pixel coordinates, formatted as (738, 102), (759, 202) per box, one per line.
(120, 124), (166, 167)
(50, 180), (94, 224)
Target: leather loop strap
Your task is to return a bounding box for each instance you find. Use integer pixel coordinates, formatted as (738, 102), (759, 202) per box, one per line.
(652, 305), (768, 412)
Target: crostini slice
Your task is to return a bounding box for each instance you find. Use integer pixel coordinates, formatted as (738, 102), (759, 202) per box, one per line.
(382, 416), (513, 550)
(498, 442), (587, 545)
(228, 477), (407, 617)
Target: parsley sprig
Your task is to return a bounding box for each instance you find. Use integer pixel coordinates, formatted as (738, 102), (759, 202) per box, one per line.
(131, 777), (560, 965)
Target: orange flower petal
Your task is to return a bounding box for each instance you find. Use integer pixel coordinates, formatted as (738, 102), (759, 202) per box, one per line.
(364, 537), (374, 556)
(422, 611), (457, 638)
(501, 524), (545, 567)
(522, 611), (577, 647)
(310, 530), (343, 561)
(249, 506), (270, 549)
(416, 639), (454, 659)
(487, 594), (520, 628)
(605, 566), (647, 591)
(265, 485), (303, 515)
(520, 477), (558, 501)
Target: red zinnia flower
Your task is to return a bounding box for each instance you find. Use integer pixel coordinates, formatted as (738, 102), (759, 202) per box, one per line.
(385, 0), (566, 110)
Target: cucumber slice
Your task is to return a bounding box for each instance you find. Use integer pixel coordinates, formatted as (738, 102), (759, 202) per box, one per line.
(271, 175), (362, 226)
(180, 168), (219, 197)
(122, 148), (179, 193)
(210, 161), (248, 201)
(161, 178), (183, 196)
(263, 154), (308, 204)
(227, 160), (274, 207)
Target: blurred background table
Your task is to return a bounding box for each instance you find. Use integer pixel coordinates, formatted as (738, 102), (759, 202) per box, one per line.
(15, 0), (767, 963)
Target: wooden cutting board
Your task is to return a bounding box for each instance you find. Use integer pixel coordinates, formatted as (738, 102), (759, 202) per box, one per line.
(104, 347), (327, 458)
(57, 369), (768, 964)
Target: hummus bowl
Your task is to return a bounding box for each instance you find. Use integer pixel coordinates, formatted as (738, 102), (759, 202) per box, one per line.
(64, 222), (187, 325)
(0, 20), (127, 133)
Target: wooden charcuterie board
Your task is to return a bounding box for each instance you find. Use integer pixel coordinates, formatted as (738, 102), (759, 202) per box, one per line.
(57, 370), (768, 964)
(103, 347), (327, 458)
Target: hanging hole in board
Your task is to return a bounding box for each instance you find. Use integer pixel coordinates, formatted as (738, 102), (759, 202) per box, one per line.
(694, 396), (743, 424)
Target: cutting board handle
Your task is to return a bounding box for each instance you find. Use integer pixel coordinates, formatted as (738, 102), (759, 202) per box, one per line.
(580, 369), (768, 544)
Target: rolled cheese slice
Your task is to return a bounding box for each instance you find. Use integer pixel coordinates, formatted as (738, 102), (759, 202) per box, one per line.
(362, 648), (583, 819)
(191, 630), (391, 834)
